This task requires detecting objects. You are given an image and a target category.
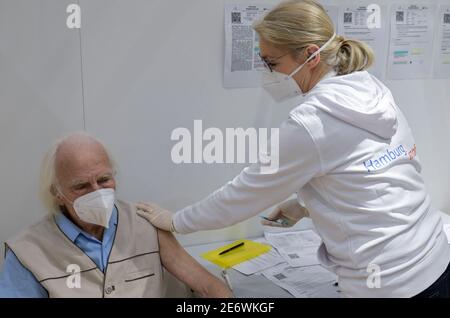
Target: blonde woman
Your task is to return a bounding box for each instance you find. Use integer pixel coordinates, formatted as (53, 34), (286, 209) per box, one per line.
(138, 0), (450, 297)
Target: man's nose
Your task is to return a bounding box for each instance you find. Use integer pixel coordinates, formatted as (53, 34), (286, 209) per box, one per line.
(91, 183), (101, 191)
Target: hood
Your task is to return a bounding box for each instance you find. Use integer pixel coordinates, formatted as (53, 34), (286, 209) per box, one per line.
(293, 71), (398, 139)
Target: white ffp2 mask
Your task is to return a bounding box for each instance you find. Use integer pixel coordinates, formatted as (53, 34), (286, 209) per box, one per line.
(262, 32), (336, 102)
(72, 188), (115, 228)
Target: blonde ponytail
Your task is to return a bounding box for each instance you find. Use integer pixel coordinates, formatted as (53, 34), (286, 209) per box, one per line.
(334, 36), (374, 75)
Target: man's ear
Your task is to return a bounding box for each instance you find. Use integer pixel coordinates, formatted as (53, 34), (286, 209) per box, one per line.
(50, 184), (56, 196)
(51, 185), (64, 205)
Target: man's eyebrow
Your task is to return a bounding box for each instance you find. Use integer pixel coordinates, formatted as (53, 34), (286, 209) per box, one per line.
(98, 172), (114, 179)
(70, 173), (113, 185)
(70, 180), (88, 187)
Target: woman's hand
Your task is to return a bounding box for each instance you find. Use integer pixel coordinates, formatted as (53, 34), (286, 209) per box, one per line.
(137, 202), (176, 232)
(261, 198), (309, 227)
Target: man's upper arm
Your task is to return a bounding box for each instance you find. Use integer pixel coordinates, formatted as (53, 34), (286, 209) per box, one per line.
(0, 250), (48, 298)
(157, 230), (232, 297)
(157, 229), (210, 283)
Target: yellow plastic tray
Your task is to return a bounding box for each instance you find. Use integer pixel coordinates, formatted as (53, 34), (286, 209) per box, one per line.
(201, 239), (271, 269)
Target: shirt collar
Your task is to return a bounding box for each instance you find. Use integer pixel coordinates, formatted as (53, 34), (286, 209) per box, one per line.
(55, 205), (118, 243)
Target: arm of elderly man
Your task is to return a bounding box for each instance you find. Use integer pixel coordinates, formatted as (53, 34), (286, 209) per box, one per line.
(157, 229), (233, 298)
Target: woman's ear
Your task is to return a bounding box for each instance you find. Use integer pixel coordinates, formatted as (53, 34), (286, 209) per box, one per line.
(304, 45), (321, 67)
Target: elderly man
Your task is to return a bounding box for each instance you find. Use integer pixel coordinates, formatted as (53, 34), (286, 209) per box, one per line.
(0, 132), (232, 298)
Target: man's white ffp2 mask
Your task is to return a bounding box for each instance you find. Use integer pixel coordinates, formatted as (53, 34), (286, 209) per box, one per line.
(262, 32), (336, 102)
(72, 188), (115, 228)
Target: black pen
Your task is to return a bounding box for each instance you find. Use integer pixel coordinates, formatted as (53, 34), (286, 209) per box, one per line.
(219, 242), (245, 255)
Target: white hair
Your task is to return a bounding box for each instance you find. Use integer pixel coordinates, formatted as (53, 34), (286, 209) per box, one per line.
(39, 132), (118, 215)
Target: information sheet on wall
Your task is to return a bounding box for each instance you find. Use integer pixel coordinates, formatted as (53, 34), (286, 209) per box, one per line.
(387, 3), (436, 80)
(224, 2), (449, 87)
(433, 5), (450, 79)
(338, 4), (389, 79)
(224, 4), (270, 88)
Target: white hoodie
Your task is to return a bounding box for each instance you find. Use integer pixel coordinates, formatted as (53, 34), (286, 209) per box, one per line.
(173, 71), (450, 297)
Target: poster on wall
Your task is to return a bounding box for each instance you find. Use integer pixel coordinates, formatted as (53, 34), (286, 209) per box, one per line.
(338, 4), (389, 79)
(433, 5), (450, 79)
(224, 4), (270, 88)
(387, 3), (436, 80)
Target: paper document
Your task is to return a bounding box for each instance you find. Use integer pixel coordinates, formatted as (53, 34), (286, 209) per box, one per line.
(261, 263), (339, 298)
(433, 5), (450, 79)
(338, 4), (389, 79)
(265, 229), (321, 249)
(232, 238), (284, 275)
(224, 4), (270, 88)
(265, 230), (322, 267)
(387, 3), (436, 79)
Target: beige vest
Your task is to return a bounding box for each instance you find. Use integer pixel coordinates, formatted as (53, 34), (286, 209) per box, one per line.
(5, 200), (169, 298)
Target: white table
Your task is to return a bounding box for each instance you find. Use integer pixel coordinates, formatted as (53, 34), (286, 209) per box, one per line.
(184, 211), (450, 298)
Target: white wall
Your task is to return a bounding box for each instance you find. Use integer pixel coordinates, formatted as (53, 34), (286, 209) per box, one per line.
(1, 0), (450, 267)
(0, 0), (84, 265)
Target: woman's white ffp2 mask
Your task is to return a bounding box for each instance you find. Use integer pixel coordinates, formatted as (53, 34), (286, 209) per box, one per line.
(262, 32), (336, 102)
